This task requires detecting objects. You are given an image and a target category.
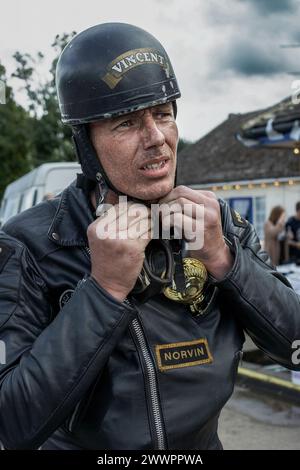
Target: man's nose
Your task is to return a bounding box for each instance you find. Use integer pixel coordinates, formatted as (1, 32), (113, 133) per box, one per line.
(140, 115), (165, 149)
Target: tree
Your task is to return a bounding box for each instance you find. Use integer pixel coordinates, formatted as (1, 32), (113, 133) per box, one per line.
(12, 32), (77, 168)
(0, 63), (31, 198)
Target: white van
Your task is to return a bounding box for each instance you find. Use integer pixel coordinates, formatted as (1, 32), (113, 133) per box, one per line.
(0, 162), (81, 226)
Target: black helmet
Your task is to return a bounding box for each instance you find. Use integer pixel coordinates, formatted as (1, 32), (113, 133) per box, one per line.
(56, 22), (181, 194)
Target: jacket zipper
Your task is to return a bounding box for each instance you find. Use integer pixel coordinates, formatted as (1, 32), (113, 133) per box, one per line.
(85, 246), (91, 257)
(131, 317), (167, 450)
(84, 246), (167, 449)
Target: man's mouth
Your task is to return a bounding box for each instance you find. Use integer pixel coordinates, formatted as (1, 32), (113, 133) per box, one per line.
(139, 157), (171, 177)
(142, 159), (168, 170)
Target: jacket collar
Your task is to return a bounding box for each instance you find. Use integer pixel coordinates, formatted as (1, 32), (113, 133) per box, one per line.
(47, 181), (95, 247)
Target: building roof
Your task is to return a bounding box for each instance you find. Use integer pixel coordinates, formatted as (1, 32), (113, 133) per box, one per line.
(177, 97), (300, 185)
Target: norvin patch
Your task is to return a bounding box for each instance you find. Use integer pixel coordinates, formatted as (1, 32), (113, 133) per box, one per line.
(155, 338), (213, 372)
(102, 48), (170, 89)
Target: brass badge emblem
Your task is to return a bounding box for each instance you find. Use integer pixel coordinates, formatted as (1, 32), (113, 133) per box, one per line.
(163, 258), (208, 314)
(102, 48), (170, 89)
(230, 208), (247, 228)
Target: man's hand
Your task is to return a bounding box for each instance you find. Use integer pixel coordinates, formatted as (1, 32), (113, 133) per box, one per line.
(159, 186), (233, 280)
(87, 201), (152, 302)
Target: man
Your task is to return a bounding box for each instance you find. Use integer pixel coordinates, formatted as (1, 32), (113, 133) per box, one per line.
(0, 23), (300, 451)
(286, 201), (300, 262)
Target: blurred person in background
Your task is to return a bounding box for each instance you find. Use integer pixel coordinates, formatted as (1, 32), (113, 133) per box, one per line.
(264, 206), (286, 266)
(286, 201), (300, 263)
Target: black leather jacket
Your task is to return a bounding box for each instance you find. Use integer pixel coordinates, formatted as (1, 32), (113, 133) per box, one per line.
(0, 182), (299, 450)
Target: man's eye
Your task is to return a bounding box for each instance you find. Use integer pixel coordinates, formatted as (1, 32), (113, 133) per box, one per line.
(154, 112), (173, 120)
(118, 120), (133, 128)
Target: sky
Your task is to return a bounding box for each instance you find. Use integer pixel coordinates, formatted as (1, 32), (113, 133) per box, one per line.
(1, 0), (300, 141)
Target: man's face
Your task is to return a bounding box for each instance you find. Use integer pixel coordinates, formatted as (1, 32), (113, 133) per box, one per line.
(90, 102), (179, 201)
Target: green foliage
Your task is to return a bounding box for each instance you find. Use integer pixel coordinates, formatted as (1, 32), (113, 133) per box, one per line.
(12, 32), (77, 167)
(0, 32), (77, 199)
(0, 64), (31, 197)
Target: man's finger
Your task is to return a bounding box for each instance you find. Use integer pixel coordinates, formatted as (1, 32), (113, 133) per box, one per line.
(159, 186), (216, 206)
(159, 198), (203, 219)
